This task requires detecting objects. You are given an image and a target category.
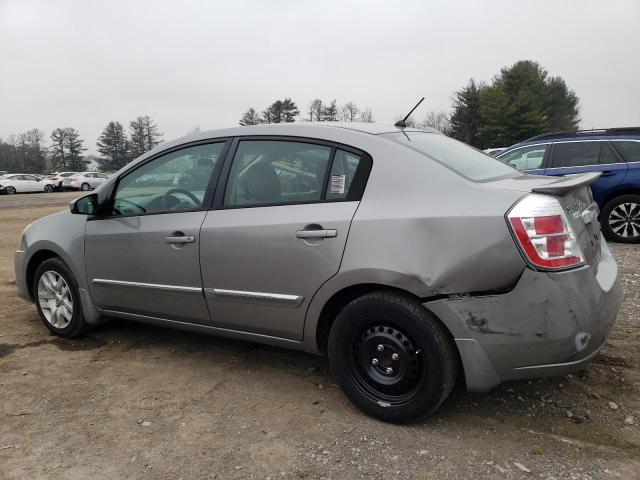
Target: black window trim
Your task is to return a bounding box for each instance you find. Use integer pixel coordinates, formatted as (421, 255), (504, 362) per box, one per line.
(211, 135), (373, 210)
(547, 139), (629, 169)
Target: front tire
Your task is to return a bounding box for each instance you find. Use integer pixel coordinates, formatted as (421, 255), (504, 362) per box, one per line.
(34, 257), (91, 338)
(81, 183), (91, 191)
(6, 186), (16, 195)
(601, 194), (640, 243)
(328, 291), (458, 423)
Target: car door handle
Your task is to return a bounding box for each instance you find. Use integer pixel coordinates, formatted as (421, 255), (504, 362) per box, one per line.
(600, 171), (616, 177)
(295, 229), (337, 239)
(165, 235), (195, 244)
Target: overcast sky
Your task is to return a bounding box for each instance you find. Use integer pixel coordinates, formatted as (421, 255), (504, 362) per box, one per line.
(1, 0), (639, 153)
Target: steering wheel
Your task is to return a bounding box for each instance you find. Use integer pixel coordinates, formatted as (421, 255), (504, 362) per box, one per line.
(160, 188), (200, 211)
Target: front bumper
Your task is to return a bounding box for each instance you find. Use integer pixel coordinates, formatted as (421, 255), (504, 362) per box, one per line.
(427, 235), (622, 392)
(14, 249), (30, 301)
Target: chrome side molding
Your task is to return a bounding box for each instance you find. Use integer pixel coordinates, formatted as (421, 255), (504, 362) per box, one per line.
(206, 288), (304, 308)
(92, 278), (203, 294)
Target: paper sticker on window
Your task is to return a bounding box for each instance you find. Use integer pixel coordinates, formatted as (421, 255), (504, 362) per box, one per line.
(330, 175), (346, 194)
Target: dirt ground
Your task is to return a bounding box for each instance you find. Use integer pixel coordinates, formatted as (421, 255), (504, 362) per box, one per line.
(0, 192), (638, 480)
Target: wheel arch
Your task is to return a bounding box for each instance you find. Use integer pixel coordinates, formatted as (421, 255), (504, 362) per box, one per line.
(311, 282), (459, 363)
(600, 187), (640, 208)
(25, 249), (60, 301)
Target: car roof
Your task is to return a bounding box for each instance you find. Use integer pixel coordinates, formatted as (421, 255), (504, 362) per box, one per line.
(498, 127), (640, 156)
(182, 122), (437, 139)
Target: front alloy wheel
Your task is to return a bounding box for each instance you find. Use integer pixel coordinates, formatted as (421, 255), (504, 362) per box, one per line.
(37, 270), (73, 329)
(34, 257), (91, 337)
(81, 183), (91, 191)
(6, 186), (16, 195)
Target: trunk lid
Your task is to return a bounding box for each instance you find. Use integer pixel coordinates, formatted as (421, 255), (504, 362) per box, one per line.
(485, 172), (602, 268)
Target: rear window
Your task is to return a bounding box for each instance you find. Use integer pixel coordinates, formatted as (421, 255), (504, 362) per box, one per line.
(383, 132), (518, 181)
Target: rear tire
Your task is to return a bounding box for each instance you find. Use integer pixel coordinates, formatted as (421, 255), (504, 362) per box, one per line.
(328, 291), (458, 423)
(34, 258), (91, 338)
(601, 194), (640, 243)
(44, 184), (53, 193)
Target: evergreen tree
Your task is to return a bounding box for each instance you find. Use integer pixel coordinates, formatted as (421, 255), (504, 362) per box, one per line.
(97, 121), (129, 171)
(129, 116), (163, 158)
(322, 100), (339, 121)
(451, 61), (581, 148)
(449, 79), (482, 146)
(64, 128), (88, 171)
(263, 98), (299, 123)
(238, 108), (263, 126)
(49, 128), (87, 171)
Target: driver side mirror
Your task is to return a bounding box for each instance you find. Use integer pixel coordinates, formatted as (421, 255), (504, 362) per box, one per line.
(70, 193), (98, 215)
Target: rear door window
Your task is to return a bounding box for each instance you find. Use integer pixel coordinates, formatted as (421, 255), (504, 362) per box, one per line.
(613, 141), (640, 163)
(223, 140), (332, 207)
(551, 142), (601, 168)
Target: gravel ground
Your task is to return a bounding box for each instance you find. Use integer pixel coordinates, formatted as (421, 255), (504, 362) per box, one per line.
(0, 192), (638, 479)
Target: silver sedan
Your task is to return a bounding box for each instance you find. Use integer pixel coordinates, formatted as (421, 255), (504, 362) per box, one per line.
(14, 123), (621, 422)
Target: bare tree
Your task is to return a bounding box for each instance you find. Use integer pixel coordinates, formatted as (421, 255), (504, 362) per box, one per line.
(421, 110), (451, 133)
(308, 99), (323, 121)
(395, 116), (419, 128)
(340, 102), (359, 122)
(359, 107), (374, 123)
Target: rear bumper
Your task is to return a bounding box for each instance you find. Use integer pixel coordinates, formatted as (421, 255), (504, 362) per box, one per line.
(426, 235), (621, 392)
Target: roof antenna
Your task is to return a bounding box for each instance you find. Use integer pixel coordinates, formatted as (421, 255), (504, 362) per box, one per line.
(394, 97), (425, 128)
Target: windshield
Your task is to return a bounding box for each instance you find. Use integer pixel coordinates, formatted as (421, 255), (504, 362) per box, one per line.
(383, 132), (519, 181)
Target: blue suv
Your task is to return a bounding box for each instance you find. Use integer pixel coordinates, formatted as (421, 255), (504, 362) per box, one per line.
(497, 128), (640, 243)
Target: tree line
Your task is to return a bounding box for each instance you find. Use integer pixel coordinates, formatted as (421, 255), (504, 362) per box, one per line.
(1, 60), (579, 174)
(239, 98), (374, 125)
(443, 60), (580, 148)
(0, 116), (163, 174)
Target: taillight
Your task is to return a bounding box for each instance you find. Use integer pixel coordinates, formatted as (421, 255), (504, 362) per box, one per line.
(507, 194), (584, 270)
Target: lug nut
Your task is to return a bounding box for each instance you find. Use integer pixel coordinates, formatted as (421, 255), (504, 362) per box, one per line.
(377, 344), (384, 352)
(391, 353), (399, 361)
(385, 367), (393, 374)
(371, 358), (379, 366)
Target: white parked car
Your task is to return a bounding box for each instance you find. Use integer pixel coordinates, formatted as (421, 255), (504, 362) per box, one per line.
(61, 172), (109, 191)
(0, 174), (56, 194)
(47, 172), (79, 190)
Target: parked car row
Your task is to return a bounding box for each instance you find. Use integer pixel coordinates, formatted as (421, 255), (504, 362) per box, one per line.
(0, 171), (109, 195)
(495, 127), (640, 243)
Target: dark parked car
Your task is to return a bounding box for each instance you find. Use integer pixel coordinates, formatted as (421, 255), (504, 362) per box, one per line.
(497, 128), (640, 243)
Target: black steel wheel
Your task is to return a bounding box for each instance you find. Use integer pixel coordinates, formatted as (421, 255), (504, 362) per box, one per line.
(328, 291), (458, 423)
(349, 323), (426, 407)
